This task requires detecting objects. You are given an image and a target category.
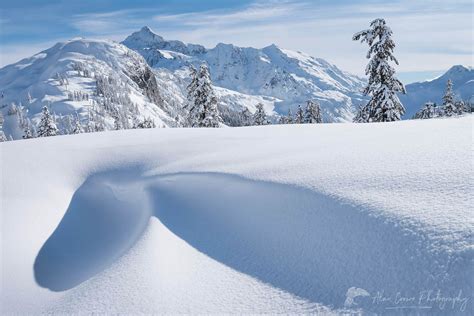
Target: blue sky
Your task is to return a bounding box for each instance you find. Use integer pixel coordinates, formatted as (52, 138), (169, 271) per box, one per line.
(0, 0), (472, 83)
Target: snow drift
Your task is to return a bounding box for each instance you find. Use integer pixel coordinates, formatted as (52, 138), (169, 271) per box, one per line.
(1, 116), (473, 314)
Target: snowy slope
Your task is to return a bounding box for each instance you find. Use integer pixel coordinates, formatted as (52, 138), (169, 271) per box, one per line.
(0, 39), (177, 140)
(1, 116), (472, 314)
(123, 27), (366, 122)
(153, 67), (281, 126)
(401, 65), (474, 118)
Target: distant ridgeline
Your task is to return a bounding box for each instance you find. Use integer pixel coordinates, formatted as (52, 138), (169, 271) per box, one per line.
(0, 26), (472, 141)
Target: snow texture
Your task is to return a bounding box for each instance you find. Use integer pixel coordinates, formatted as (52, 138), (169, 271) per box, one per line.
(1, 116), (472, 314)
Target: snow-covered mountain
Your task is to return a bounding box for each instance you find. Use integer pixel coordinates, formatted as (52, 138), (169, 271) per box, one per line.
(0, 39), (179, 140)
(400, 65), (474, 118)
(123, 26), (366, 122)
(2, 26), (467, 141)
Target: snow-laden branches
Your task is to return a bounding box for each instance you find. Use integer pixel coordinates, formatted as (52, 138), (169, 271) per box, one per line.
(186, 64), (222, 128)
(353, 18), (406, 122)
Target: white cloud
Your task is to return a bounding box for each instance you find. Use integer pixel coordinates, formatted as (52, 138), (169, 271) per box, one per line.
(150, 0), (473, 75)
(71, 9), (148, 34)
(1, 0), (472, 79)
(153, 1), (302, 27)
(0, 41), (60, 67)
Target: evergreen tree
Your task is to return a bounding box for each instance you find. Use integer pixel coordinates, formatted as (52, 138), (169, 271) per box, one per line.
(295, 105), (304, 124)
(187, 64), (221, 127)
(37, 106), (58, 137)
(22, 119), (35, 139)
(353, 18), (406, 122)
(278, 115), (288, 124)
(304, 100), (322, 123)
(442, 79), (456, 116)
(113, 111), (122, 130)
(7, 103), (18, 116)
(414, 102), (435, 119)
(72, 115), (84, 134)
(186, 65), (198, 104)
(286, 109), (294, 124)
(0, 112), (6, 142)
(253, 103), (268, 125)
(455, 101), (466, 115)
(136, 117), (156, 129)
(240, 108), (253, 126)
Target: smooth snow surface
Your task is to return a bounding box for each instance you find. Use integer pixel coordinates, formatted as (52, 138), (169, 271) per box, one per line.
(1, 116), (473, 314)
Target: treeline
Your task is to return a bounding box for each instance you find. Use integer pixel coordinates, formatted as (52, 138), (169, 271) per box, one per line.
(184, 64), (324, 128)
(0, 60), (161, 141)
(413, 80), (471, 119)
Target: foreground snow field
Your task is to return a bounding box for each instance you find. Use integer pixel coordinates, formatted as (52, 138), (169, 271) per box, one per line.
(1, 116), (472, 314)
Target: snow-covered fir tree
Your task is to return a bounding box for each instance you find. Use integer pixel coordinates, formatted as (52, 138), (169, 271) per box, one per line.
(278, 115), (288, 124)
(304, 100), (322, 123)
(72, 115), (84, 134)
(86, 110), (95, 133)
(135, 117), (156, 129)
(353, 18), (406, 122)
(295, 105), (304, 124)
(37, 106), (58, 137)
(112, 111), (122, 130)
(23, 126), (34, 139)
(240, 108), (253, 126)
(353, 104), (370, 123)
(22, 119), (35, 139)
(7, 103), (18, 116)
(0, 112), (6, 142)
(187, 64), (221, 127)
(253, 103), (268, 126)
(455, 101), (466, 115)
(286, 109), (294, 124)
(442, 79), (456, 117)
(414, 102), (435, 119)
(186, 66), (199, 111)
(62, 115), (74, 135)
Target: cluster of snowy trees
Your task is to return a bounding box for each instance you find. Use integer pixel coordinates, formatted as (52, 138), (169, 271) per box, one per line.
(0, 99), (159, 141)
(56, 72), (69, 88)
(68, 91), (90, 101)
(278, 100), (323, 125)
(185, 64), (324, 128)
(185, 64), (222, 127)
(0, 62), (165, 141)
(353, 18), (406, 123)
(236, 100), (323, 127)
(72, 62), (91, 78)
(413, 80), (470, 119)
(1, 18), (469, 142)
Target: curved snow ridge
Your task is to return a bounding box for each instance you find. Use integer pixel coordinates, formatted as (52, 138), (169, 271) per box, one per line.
(34, 170), (472, 313)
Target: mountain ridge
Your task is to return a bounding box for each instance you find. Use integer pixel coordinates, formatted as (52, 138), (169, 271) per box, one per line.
(0, 27), (471, 140)
(122, 26), (367, 122)
(401, 65), (473, 118)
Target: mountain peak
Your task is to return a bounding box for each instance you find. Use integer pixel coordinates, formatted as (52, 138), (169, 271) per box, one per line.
(140, 26), (154, 34)
(263, 43), (280, 51)
(122, 27), (207, 56)
(123, 27), (164, 47)
(446, 65), (472, 74)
